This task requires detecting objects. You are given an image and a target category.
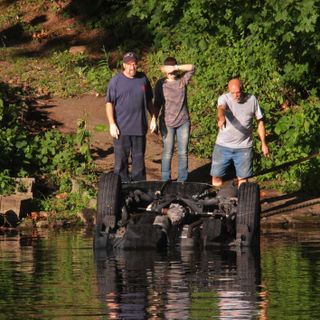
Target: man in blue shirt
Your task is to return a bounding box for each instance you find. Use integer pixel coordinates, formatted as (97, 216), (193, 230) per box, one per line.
(106, 52), (156, 181)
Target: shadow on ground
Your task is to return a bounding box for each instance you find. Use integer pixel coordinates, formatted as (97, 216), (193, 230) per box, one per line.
(188, 163), (211, 183)
(0, 82), (62, 132)
(26, 100), (63, 132)
(91, 146), (114, 161)
(261, 191), (320, 214)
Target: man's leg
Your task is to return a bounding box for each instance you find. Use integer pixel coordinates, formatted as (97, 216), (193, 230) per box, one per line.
(131, 135), (146, 181)
(237, 178), (248, 186)
(176, 121), (190, 182)
(113, 135), (131, 182)
(160, 122), (175, 181)
(212, 176), (223, 187)
(210, 144), (232, 187)
(233, 147), (253, 187)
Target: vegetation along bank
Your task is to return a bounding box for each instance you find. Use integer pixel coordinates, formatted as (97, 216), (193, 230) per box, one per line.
(0, 0), (319, 226)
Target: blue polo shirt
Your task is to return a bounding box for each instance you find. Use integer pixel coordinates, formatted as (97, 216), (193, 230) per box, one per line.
(106, 72), (153, 136)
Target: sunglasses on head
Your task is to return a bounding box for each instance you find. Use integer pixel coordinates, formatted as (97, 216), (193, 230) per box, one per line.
(124, 52), (135, 58)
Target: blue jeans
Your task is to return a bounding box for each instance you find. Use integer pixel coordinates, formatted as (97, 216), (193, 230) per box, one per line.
(161, 120), (190, 182)
(210, 144), (253, 179)
(113, 135), (146, 182)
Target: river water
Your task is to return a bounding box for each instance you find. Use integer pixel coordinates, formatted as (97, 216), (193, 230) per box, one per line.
(1, 227), (320, 319)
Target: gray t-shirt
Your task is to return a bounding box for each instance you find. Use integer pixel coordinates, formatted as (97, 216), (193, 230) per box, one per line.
(215, 92), (263, 148)
(154, 68), (195, 128)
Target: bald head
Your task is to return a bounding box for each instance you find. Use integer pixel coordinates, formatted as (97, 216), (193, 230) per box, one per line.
(228, 79), (242, 102)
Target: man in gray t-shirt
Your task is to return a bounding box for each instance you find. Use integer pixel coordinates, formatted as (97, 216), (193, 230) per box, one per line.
(210, 78), (269, 187)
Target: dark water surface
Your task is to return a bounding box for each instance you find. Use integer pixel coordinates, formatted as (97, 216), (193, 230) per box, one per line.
(1, 227), (320, 319)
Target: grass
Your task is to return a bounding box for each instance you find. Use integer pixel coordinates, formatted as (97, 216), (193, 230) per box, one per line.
(0, 43), (118, 96)
(0, 36), (116, 97)
(0, 48), (91, 96)
(0, 1), (95, 97)
(0, 3), (22, 27)
(0, 1), (139, 98)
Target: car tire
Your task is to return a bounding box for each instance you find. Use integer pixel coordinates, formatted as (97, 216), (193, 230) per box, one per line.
(94, 172), (121, 249)
(236, 182), (260, 246)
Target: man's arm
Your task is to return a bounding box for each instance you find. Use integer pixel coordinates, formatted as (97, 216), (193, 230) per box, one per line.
(160, 64), (194, 74)
(257, 119), (269, 156)
(106, 102), (115, 124)
(147, 100), (157, 133)
(106, 102), (119, 139)
(217, 105), (226, 129)
(147, 100), (156, 118)
(154, 80), (163, 117)
(144, 76), (157, 133)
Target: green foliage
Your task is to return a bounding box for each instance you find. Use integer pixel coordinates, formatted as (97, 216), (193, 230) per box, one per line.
(84, 51), (115, 95)
(263, 98), (320, 193)
(0, 170), (15, 195)
(94, 124), (108, 132)
(1, 46), (112, 98)
(0, 3), (22, 28)
(0, 51), (89, 97)
(40, 191), (92, 218)
(49, 50), (88, 71)
(126, 0), (320, 192)
(48, 50), (90, 96)
(1, 0), (320, 194)
(0, 83), (96, 218)
(31, 129), (94, 184)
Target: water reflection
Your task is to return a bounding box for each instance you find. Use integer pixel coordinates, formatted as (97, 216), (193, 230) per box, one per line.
(5, 228), (320, 319)
(95, 247), (261, 319)
(260, 228), (320, 320)
(0, 229), (100, 320)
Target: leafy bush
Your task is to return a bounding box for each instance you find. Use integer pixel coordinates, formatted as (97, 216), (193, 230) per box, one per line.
(2, 0), (320, 195)
(126, 0), (320, 192)
(0, 82), (96, 215)
(0, 170), (15, 195)
(85, 51), (115, 95)
(265, 98), (320, 192)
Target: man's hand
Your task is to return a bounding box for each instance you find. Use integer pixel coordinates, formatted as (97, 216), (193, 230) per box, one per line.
(257, 120), (269, 156)
(110, 123), (119, 139)
(262, 144), (269, 156)
(150, 116), (157, 133)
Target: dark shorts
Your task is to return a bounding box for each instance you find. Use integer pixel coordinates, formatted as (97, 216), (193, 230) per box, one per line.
(210, 144), (253, 179)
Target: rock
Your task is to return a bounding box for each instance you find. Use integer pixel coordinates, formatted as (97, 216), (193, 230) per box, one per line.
(69, 46), (87, 55)
(53, 220), (65, 228)
(71, 178), (81, 193)
(18, 218), (35, 229)
(77, 208), (95, 225)
(0, 178), (35, 221)
(36, 220), (49, 228)
(88, 198), (96, 209)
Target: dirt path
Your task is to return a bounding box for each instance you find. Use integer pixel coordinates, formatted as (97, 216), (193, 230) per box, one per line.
(34, 94), (320, 226)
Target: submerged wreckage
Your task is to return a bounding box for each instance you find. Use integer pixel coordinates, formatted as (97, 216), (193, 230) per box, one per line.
(93, 172), (260, 250)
